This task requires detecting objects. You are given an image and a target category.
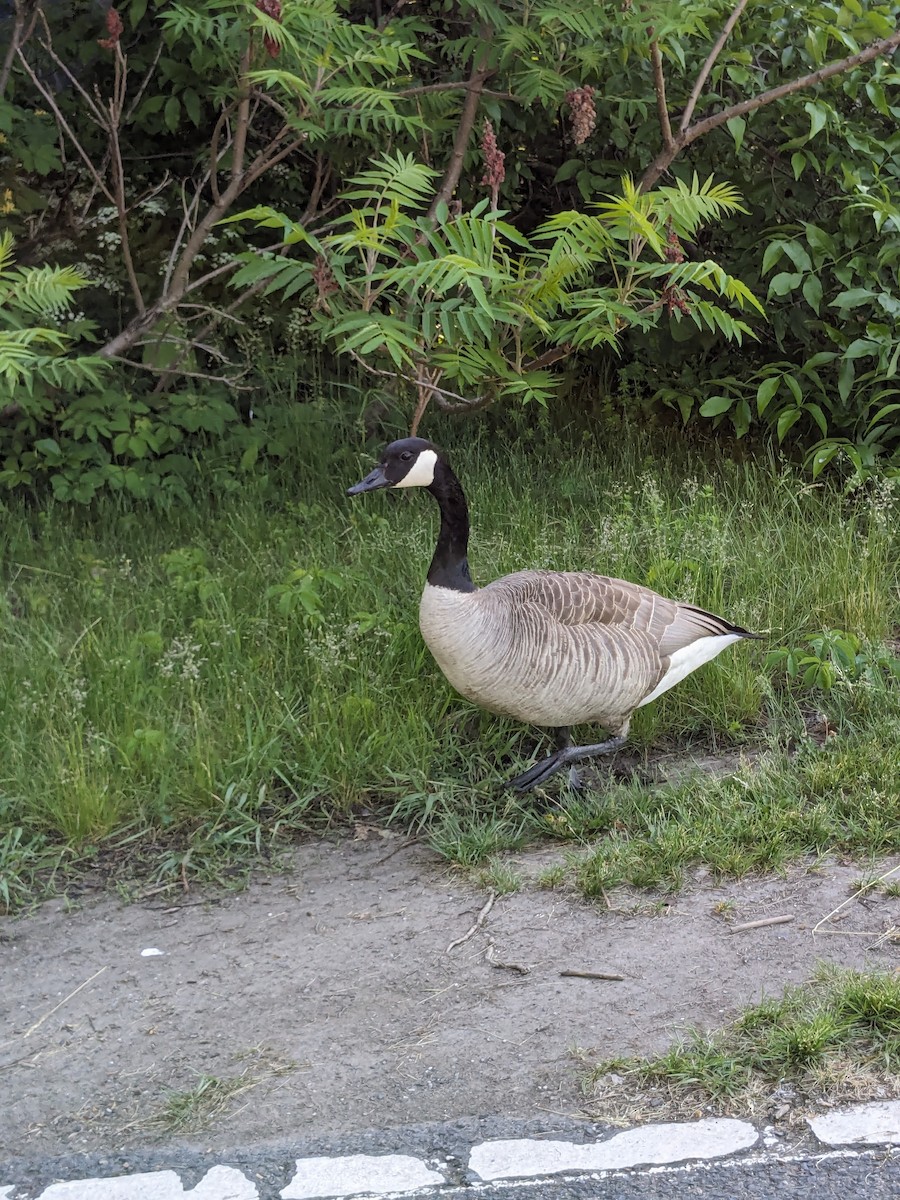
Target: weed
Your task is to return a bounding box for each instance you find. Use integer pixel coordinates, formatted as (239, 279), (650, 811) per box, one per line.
(537, 864), (567, 889)
(146, 1048), (293, 1133)
(582, 966), (900, 1121)
(475, 856), (523, 895)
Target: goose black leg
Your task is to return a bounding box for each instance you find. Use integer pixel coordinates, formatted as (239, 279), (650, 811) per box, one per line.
(508, 732), (628, 793)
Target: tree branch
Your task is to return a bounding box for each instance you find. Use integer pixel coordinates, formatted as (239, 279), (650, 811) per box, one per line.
(650, 36), (674, 150)
(679, 0), (748, 133)
(641, 26), (900, 191)
(0, 0), (38, 97)
(427, 31), (494, 217)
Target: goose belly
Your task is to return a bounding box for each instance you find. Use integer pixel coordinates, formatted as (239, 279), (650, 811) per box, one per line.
(418, 585), (650, 729)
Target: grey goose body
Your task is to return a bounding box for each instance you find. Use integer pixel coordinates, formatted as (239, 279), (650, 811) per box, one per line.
(349, 438), (759, 791)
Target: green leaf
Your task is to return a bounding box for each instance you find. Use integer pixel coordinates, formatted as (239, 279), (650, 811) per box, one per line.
(776, 407), (801, 441)
(732, 398), (752, 437)
(784, 375), (803, 404)
(34, 437), (61, 459)
(791, 151), (807, 180)
(726, 116), (746, 154)
(838, 357), (856, 403)
(804, 402), (829, 437)
(768, 272), (802, 298)
(553, 160), (582, 183)
(756, 376), (780, 415)
(761, 241), (785, 274)
(804, 100), (828, 139)
(164, 96), (180, 133)
(844, 338), (879, 359)
(182, 88), (201, 126)
(699, 395), (734, 417)
(802, 274), (823, 314)
(810, 441), (843, 477)
(830, 288), (876, 312)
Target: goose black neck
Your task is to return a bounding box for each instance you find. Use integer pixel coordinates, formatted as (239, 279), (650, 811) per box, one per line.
(426, 459), (475, 592)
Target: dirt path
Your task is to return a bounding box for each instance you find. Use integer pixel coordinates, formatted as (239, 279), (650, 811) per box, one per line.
(3, 836), (899, 1160)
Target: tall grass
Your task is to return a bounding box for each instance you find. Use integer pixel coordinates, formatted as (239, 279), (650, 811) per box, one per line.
(1, 401), (898, 901)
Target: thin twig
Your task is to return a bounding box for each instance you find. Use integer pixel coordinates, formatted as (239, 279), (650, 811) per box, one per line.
(679, 0), (748, 133)
(123, 39), (164, 123)
(15, 49), (114, 204)
(21, 967), (108, 1039)
(111, 358), (254, 389)
(560, 969), (625, 982)
(813, 863), (900, 937)
(446, 891), (497, 953)
(485, 939), (530, 974)
(730, 914), (794, 934)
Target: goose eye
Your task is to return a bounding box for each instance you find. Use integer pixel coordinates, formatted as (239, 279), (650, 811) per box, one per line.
(400, 451), (413, 462)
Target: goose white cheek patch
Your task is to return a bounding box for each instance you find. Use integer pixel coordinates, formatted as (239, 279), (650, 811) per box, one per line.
(394, 448), (438, 488)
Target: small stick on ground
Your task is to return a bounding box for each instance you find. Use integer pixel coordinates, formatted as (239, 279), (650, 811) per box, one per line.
(446, 891), (496, 953)
(730, 915), (794, 933)
(484, 938), (530, 975)
(813, 862), (900, 937)
(20, 966), (108, 1040)
(560, 969), (625, 982)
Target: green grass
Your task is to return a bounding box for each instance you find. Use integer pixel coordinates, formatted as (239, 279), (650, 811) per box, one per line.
(1, 403), (898, 905)
(582, 965), (900, 1119)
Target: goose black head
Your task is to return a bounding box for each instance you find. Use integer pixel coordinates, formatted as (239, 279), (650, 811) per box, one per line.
(347, 437), (441, 495)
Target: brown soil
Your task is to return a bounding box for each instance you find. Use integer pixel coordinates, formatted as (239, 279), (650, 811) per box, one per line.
(3, 835), (899, 1160)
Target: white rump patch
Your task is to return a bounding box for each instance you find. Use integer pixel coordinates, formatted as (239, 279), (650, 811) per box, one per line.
(638, 633), (743, 708)
(394, 448), (438, 488)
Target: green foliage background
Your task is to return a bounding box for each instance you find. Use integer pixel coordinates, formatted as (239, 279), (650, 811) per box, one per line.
(0, 0), (898, 497)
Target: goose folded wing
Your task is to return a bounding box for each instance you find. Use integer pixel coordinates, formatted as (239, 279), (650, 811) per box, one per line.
(485, 570), (749, 652)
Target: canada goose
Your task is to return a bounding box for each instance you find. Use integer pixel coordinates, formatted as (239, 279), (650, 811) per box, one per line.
(348, 438), (760, 792)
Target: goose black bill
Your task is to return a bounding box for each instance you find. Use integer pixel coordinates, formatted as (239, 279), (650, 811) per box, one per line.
(347, 465), (390, 495)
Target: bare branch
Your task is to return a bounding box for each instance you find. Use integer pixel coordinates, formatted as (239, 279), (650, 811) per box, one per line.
(650, 36), (674, 150)
(0, 0), (38, 96)
(679, 0), (748, 133)
(111, 357), (255, 390)
(123, 39), (164, 123)
(35, 11), (107, 124)
(15, 48), (115, 204)
(377, 0), (410, 30)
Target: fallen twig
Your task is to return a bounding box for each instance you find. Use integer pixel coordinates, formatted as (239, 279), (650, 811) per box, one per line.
(485, 938), (530, 975)
(813, 862), (900, 937)
(560, 969), (624, 982)
(730, 915), (794, 933)
(21, 967), (108, 1039)
(446, 891), (496, 953)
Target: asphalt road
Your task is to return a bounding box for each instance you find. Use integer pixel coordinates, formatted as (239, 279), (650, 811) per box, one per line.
(479, 1152), (900, 1199)
(4, 1134), (900, 1200)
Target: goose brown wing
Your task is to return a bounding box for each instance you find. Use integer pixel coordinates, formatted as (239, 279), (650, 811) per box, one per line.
(483, 570), (751, 652)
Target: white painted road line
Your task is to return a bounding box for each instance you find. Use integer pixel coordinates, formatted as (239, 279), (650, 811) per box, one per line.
(280, 1154), (445, 1198)
(468, 1118), (759, 1181)
(8, 1103), (900, 1200)
(808, 1100), (900, 1147)
(35, 1166), (258, 1200)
